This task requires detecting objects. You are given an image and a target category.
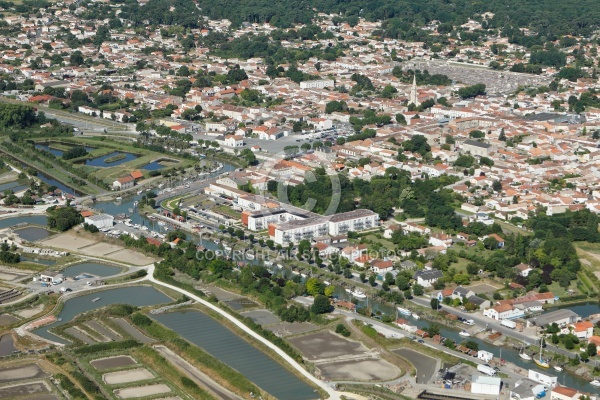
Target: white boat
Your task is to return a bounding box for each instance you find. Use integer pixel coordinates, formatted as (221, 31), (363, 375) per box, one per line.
(519, 352), (532, 361)
(351, 290), (367, 298)
(459, 330), (471, 337)
(553, 365), (562, 372)
(115, 196), (122, 201)
(591, 380), (600, 387)
(137, 190), (143, 195)
(214, 239), (220, 244)
(397, 307), (411, 316)
(411, 313), (420, 320)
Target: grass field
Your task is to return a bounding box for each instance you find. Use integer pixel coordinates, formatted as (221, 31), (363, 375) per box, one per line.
(34, 137), (193, 185)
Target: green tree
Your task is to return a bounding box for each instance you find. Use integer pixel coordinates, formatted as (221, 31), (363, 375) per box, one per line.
(311, 294), (331, 314)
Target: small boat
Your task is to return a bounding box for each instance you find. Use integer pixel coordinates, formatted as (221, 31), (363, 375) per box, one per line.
(591, 380), (600, 387)
(519, 352), (532, 361)
(137, 190), (143, 195)
(214, 239), (220, 244)
(115, 196), (122, 201)
(411, 313), (420, 320)
(459, 330), (471, 337)
(534, 338), (550, 368)
(350, 289), (366, 298)
(553, 365), (563, 372)
(91, 297), (100, 302)
(397, 307), (411, 316)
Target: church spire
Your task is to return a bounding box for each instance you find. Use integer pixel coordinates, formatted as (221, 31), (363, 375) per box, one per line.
(409, 73), (420, 106)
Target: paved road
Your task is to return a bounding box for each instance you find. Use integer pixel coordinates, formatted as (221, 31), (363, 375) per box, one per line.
(154, 345), (242, 400)
(394, 348), (438, 384)
(409, 296), (536, 344)
(409, 296), (600, 366)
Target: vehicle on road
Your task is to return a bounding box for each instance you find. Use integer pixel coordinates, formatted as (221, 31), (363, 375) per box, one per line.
(477, 364), (496, 376)
(500, 320), (517, 329)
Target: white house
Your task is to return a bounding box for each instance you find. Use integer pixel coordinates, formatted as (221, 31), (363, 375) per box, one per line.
(370, 260), (394, 274)
(483, 304), (525, 320)
(565, 321), (594, 340)
(428, 233), (452, 248)
(413, 269), (443, 288)
(112, 176), (135, 190)
(224, 135), (244, 147)
(515, 263), (533, 277)
(310, 117), (333, 131)
(551, 386), (583, 400)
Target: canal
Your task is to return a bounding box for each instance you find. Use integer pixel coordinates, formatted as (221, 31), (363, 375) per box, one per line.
(152, 310), (319, 400)
(32, 286), (171, 345)
(332, 289), (599, 392)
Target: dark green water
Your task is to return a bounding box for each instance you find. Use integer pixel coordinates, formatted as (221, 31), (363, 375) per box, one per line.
(152, 310), (318, 400)
(61, 262), (123, 277)
(0, 215), (48, 229)
(32, 286), (171, 344)
(14, 226), (52, 241)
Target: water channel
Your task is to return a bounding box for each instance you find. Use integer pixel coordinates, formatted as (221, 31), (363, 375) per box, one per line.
(85, 151), (138, 167)
(153, 310), (319, 400)
(32, 286), (171, 345)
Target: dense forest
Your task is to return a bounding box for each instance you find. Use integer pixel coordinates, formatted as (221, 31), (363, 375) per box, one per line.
(195, 0), (600, 38)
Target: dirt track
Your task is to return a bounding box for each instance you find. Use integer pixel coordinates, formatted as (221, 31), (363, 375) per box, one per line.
(153, 345), (242, 400)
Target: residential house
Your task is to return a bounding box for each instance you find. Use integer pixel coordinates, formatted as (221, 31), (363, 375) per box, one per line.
(483, 304), (525, 320)
(515, 263), (533, 277)
(413, 269), (443, 288)
(551, 386), (583, 400)
(566, 321), (594, 340)
(112, 175), (135, 190)
(370, 259), (394, 274)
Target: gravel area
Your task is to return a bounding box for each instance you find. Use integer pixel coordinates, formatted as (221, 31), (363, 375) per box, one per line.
(65, 327), (96, 345)
(103, 368), (154, 385)
(86, 320), (122, 341)
(109, 317), (155, 343)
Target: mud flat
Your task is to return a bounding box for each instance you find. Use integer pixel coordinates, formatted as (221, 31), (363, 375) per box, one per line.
(114, 383), (171, 398)
(317, 359), (400, 381)
(0, 381), (51, 398)
(103, 368), (154, 385)
(91, 355), (137, 370)
(289, 330), (369, 359)
(0, 363), (48, 383)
